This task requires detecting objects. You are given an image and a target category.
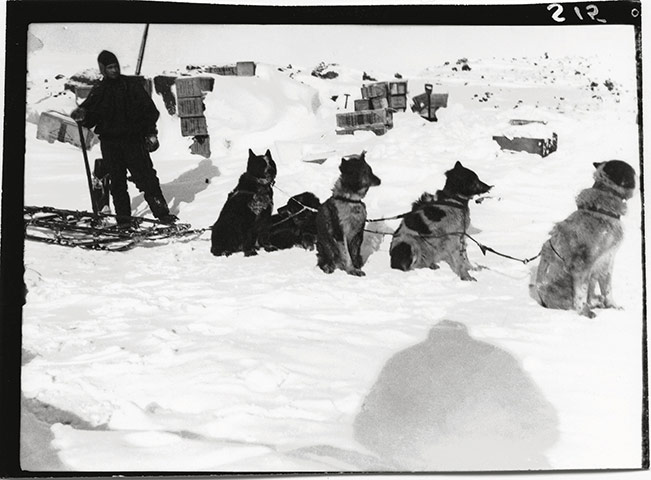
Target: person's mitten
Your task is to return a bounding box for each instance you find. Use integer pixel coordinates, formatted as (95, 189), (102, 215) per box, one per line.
(70, 107), (86, 123)
(144, 134), (160, 152)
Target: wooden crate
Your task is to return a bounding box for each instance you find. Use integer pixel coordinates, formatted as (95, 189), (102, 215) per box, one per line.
(389, 81), (408, 95)
(236, 61), (256, 76)
(336, 109), (392, 128)
(371, 97), (389, 110)
(175, 77), (214, 98)
(190, 135), (211, 157)
(177, 97), (205, 118)
(361, 82), (389, 99)
(492, 133), (558, 157)
(36, 111), (97, 150)
(389, 95), (407, 110)
(180, 116), (208, 136)
(509, 119), (548, 126)
(206, 65), (238, 76)
(336, 123), (390, 136)
(336, 108), (393, 136)
(411, 92), (449, 111)
(354, 99), (371, 111)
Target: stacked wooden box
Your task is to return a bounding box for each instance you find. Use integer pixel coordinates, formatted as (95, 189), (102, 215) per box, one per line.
(335, 80), (406, 135)
(175, 76), (214, 157)
(492, 120), (558, 158)
(36, 111), (98, 150)
(336, 108), (394, 136)
(493, 134), (558, 157)
(388, 81), (408, 111)
(204, 61), (256, 77)
(357, 81), (408, 112)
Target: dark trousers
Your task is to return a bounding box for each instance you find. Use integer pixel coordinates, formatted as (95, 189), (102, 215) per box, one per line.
(100, 138), (170, 219)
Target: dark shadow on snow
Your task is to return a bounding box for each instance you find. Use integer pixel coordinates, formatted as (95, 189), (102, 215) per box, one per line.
(20, 349), (107, 471)
(131, 159), (221, 215)
(353, 320), (560, 472)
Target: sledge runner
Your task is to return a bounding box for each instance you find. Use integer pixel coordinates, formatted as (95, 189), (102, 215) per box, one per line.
(70, 50), (177, 225)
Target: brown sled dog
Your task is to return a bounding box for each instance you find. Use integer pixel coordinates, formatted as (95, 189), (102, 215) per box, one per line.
(210, 149), (277, 257)
(390, 161), (492, 280)
(530, 160), (636, 318)
(316, 152), (381, 276)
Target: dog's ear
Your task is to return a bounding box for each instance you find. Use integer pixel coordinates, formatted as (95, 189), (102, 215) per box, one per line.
(360, 150), (367, 160)
(339, 158), (351, 173)
(249, 149), (256, 159)
(454, 161), (464, 169)
(593, 162), (604, 169)
(265, 149), (272, 159)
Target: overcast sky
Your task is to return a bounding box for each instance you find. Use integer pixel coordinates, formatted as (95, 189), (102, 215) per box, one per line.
(28, 22), (636, 78)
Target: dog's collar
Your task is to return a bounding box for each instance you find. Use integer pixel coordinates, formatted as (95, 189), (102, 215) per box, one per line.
(594, 183), (629, 200)
(435, 191), (469, 209)
(231, 189), (256, 196)
(230, 187), (271, 197)
(333, 195), (364, 204)
(434, 199), (466, 210)
(579, 206), (621, 220)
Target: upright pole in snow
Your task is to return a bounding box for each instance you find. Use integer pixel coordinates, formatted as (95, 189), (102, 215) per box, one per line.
(135, 24), (150, 76)
(77, 122), (98, 215)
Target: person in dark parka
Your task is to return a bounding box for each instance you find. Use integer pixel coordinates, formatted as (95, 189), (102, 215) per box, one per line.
(71, 50), (177, 224)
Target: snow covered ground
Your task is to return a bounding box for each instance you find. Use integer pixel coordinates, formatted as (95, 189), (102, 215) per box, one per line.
(20, 23), (645, 472)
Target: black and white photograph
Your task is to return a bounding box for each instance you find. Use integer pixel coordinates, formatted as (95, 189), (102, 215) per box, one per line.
(1, 0), (647, 475)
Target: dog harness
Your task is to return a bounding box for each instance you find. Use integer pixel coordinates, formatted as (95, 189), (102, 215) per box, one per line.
(333, 196), (364, 204)
(578, 206), (621, 220)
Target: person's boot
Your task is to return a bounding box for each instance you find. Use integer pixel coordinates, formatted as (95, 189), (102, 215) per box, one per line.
(158, 213), (179, 225)
(147, 194), (178, 224)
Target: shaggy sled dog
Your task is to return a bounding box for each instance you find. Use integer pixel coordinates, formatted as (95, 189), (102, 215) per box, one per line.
(389, 161), (492, 280)
(316, 151), (381, 276)
(530, 160), (636, 318)
(263, 191), (321, 251)
(210, 149), (277, 256)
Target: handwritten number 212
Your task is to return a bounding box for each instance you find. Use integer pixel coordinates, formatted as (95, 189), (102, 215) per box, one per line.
(548, 3), (607, 23)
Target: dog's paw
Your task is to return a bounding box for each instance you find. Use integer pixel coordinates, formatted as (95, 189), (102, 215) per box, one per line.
(244, 249), (258, 257)
(460, 272), (477, 281)
(348, 268), (366, 277)
(579, 306), (597, 318)
(471, 264), (489, 271)
(604, 302), (623, 311)
(428, 264), (440, 270)
(318, 263), (336, 274)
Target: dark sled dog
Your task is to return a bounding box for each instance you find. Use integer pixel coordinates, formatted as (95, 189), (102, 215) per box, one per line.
(389, 161), (492, 280)
(529, 160), (636, 318)
(316, 151), (381, 276)
(263, 192), (321, 251)
(210, 149), (277, 256)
